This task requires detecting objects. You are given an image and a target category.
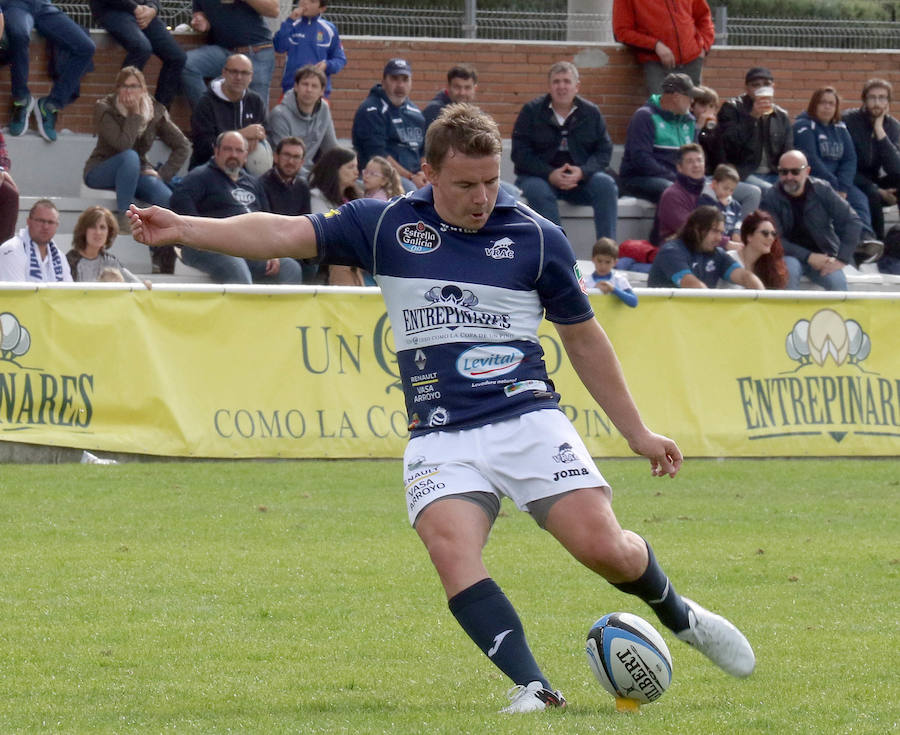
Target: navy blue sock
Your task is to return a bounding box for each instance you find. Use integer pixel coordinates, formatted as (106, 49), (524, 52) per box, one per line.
(612, 540), (691, 633)
(448, 578), (550, 689)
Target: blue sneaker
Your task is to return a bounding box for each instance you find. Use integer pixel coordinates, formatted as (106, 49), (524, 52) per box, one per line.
(34, 97), (58, 142)
(9, 96), (34, 136)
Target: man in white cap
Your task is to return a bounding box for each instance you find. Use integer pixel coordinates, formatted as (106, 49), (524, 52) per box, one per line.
(352, 58), (427, 191)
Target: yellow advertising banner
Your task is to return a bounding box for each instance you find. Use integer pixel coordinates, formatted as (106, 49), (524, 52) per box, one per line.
(1, 286), (898, 459)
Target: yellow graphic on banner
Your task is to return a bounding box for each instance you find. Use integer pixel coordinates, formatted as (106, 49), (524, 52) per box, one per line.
(0, 289), (897, 458)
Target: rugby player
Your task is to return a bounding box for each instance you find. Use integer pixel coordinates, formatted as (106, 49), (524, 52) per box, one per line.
(128, 107), (755, 713)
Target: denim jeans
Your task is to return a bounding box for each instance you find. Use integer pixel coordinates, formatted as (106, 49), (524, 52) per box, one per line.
(843, 184), (873, 234)
(733, 181), (762, 217)
(517, 172), (618, 240)
(784, 255), (848, 291)
(98, 11), (186, 107)
(620, 175), (672, 204)
(182, 44), (275, 107)
(180, 247), (303, 284)
(743, 173), (778, 191)
(84, 150), (174, 213)
(4, 0), (95, 107)
(642, 57), (704, 95)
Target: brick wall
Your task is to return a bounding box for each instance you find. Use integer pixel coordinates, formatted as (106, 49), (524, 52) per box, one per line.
(1, 31), (899, 145)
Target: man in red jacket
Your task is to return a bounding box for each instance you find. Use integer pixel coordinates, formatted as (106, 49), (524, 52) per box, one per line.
(613, 0), (714, 95)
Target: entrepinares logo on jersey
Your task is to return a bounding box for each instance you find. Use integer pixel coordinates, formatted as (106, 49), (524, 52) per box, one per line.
(397, 220), (441, 253)
(735, 308), (899, 443)
(402, 285), (511, 336)
(0, 312), (94, 429)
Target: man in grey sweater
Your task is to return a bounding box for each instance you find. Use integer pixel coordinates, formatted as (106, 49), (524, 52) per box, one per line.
(266, 65), (338, 180)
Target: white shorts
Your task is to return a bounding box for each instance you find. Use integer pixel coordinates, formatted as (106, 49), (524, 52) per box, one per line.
(403, 409), (610, 526)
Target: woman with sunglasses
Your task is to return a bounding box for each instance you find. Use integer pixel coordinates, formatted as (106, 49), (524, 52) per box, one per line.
(732, 210), (789, 289)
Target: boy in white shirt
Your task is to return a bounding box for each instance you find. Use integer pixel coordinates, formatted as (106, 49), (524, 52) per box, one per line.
(589, 238), (638, 307)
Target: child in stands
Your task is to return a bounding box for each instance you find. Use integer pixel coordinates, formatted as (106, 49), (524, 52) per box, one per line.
(589, 238), (638, 307)
(698, 163), (743, 250)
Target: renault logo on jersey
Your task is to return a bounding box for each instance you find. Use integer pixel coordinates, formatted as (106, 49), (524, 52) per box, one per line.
(397, 221), (441, 253)
(484, 237), (515, 259)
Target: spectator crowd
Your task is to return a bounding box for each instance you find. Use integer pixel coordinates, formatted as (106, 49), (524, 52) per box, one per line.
(0, 0), (898, 288)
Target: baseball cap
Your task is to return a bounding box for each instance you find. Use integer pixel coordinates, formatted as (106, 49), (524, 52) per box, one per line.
(745, 66), (774, 84)
(661, 73), (700, 98)
(383, 58), (412, 77)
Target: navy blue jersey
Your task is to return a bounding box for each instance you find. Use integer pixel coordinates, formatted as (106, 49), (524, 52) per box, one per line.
(647, 238), (739, 288)
(308, 187), (594, 436)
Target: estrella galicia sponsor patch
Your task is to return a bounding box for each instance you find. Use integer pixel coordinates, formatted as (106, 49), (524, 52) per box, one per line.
(574, 262), (588, 294)
(397, 221), (441, 254)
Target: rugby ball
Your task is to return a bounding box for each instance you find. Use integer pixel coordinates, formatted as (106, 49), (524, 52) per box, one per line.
(585, 612), (672, 704)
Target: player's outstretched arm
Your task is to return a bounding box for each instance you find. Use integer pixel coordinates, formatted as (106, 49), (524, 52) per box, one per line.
(555, 318), (682, 478)
(127, 205), (318, 261)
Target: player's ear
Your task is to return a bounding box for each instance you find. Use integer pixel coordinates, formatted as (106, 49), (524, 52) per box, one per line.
(421, 162), (437, 185)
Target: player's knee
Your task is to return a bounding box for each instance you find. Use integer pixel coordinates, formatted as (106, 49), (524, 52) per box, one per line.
(580, 531), (646, 582)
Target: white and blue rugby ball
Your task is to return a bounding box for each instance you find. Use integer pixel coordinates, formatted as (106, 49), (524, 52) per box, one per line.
(585, 612), (673, 704)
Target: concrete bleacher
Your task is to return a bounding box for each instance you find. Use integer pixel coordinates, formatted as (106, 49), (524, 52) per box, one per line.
(7, 131), (898, 290)
(8, 132), (209, 283)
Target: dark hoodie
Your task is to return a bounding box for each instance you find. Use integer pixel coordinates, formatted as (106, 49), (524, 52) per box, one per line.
(351, 83), (426, 173)
(189, 77), (266, 170)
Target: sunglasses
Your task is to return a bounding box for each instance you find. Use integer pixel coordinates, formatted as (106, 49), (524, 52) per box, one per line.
(777, 166), (807, 176)
(757, 229), (777, 238)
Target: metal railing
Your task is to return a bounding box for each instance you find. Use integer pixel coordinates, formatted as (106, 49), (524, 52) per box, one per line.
(56, 2), (900, 49)
(726, 17), (900, 49)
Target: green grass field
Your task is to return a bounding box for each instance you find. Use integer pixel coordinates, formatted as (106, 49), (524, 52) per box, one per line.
(1, 459), (898, 734)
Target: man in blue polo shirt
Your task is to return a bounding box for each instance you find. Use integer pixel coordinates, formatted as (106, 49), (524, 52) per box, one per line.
(129, 103), (756, 714)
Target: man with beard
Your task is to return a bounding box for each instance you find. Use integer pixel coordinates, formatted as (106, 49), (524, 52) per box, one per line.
(761, 150), (882, 290)
(842, 78), (900, 244)
(258, 136), (317, 283)
(170, 131), (303, 284)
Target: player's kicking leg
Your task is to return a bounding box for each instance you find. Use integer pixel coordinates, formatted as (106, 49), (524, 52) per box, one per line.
(542, 487), (755, 678)
(414, 497), (566, 713)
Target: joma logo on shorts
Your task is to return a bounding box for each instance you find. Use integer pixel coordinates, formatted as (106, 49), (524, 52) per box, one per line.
(553, 467), (589, 481)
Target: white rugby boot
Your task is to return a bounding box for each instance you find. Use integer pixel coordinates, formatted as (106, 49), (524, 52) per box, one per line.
(499, 680), (567, 714)
(676, 597), (756, 677)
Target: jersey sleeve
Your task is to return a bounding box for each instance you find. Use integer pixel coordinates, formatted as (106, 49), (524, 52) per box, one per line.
(653, 242), (693, 287)
(715, 247), (741, 283)
(306, 198), (384, 272)
(535, 226), (594, 324)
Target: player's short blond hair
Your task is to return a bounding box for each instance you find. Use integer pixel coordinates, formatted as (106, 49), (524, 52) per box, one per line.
(425, 103), (501, 171)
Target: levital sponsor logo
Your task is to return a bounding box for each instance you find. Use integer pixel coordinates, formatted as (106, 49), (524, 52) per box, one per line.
(456, 345), (524, 379)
